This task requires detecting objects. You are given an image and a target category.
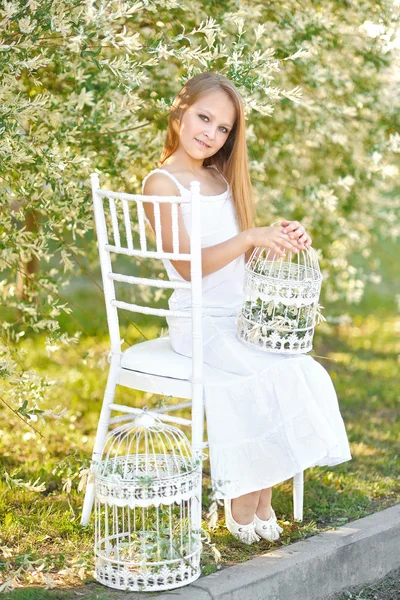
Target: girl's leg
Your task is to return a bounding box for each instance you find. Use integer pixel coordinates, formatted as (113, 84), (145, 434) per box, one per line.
(231, 490), (262, 525)
(256, 487), (273, 520)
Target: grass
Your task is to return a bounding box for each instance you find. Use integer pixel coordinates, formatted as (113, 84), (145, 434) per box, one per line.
(0, 238), (399, 596)
(2, 587), (112, 600)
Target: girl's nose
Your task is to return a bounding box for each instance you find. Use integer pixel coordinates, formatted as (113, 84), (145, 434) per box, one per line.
(204, 127), (216, 141)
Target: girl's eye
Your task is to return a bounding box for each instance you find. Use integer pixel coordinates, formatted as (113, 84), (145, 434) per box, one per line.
(199, 114), (228, 134)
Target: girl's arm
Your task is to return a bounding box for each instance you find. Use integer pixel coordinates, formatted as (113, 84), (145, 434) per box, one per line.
(143, 173), (252, 281)
(143, 173), (302, 282)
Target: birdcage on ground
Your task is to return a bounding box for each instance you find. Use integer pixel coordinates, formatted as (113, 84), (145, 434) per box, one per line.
(237, 241), (324, 354)
(93, 409), (202, 592)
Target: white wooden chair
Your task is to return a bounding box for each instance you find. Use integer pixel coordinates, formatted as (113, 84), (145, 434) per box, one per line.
(80, 173), (304, 528)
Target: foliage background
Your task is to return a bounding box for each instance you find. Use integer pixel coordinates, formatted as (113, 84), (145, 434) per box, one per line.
(0, 0), (399, 592)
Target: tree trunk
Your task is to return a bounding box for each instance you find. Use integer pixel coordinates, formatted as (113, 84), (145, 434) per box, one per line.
(16, 209), (40, 300)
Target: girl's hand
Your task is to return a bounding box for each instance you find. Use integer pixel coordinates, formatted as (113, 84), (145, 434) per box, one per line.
(280, 219), (312, 249)
(247, 225), (303, 258)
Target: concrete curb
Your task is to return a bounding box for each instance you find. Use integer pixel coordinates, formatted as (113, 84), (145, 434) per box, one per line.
(113, 503), (400, 599)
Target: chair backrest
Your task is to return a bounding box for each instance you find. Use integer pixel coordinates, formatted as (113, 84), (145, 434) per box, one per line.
(90, 172), (203, 361)
(90, 172), (205, 461)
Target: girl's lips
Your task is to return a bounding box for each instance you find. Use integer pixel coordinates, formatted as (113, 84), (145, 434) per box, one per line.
(195, 138), (210, 148)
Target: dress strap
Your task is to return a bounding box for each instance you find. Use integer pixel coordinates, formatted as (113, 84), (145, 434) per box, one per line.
(141, 168), (187, 196)
(206, 164), (230, 191)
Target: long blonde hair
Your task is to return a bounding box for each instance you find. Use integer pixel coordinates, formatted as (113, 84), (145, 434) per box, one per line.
(159, 72), (255, 232)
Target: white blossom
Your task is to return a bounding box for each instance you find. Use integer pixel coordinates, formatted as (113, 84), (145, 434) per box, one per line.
(336, 175), (356, 191)
(387, 132), (400, 152)
(18, 17), (35, 34)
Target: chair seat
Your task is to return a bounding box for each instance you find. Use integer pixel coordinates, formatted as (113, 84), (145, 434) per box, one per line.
(121, 336), (192, 381)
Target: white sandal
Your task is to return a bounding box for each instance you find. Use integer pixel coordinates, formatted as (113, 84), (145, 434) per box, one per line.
(254, 507), (284, 541)
(224, 499), (260, 545)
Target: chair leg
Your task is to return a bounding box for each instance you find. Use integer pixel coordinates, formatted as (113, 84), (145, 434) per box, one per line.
(190, 453), (203, 544)
(81, 358), (119, 526)
(293, 471), (304, 521)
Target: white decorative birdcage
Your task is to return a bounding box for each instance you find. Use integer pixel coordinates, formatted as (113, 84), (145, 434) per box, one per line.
(93, 408), (202, 592)
(237, 240), (324, 354)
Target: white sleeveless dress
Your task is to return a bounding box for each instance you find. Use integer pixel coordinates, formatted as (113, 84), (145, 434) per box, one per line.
(142, 166), (352, 499)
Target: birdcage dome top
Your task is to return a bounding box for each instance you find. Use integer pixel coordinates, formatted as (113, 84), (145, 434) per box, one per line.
(93, 409), (201, 507)
(95, 410), (196, 482)
(247, 245), (322, 284)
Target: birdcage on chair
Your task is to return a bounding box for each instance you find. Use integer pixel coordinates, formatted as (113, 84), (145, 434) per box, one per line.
(237, 233), (324, 354)
(94, 408), (202, 592)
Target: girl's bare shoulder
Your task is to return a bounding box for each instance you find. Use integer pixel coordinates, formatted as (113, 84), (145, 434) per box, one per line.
(142, 170), (181, 196)
(158, 164), (226, 195)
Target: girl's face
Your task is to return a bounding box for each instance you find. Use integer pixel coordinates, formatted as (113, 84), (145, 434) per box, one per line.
(179, 89), (236, 160)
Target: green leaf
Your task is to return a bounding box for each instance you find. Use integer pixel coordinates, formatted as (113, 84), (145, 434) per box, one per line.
(4, 513), (13, 528)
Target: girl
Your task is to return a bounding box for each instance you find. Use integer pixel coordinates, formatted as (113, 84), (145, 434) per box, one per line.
(142, 72), (352, 545)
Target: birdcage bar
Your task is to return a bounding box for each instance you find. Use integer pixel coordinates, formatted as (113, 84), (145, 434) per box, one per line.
(95, 528), (199, 567)
(249, 247), (320, 284)
(93, 456), (201, 500)
(94, 500), (201, 591)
